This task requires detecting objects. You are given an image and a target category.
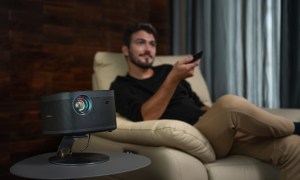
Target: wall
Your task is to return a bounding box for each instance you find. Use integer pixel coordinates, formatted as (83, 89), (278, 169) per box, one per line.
(0, 0), (171, 179)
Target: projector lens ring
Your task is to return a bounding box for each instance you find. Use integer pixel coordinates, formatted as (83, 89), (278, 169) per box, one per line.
(73, 95), (92, 115)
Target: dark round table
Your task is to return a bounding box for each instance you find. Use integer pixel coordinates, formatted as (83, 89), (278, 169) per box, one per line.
(10, 152), (151, 179)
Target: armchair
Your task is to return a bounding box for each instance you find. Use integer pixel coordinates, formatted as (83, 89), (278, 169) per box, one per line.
(73, 52), (300, 180)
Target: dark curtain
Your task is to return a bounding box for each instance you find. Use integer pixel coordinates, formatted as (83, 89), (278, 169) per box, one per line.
(280, 0), (300, 108)
(171, 0), (282, 107)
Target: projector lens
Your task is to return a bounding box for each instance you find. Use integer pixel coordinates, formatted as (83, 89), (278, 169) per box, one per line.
(73, 95), (92, 115)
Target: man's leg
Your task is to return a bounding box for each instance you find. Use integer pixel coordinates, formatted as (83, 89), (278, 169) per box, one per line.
(193, 95), (295, 158)
(229, 135), (300, 180)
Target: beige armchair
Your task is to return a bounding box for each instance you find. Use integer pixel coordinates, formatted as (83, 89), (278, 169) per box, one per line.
(73, 52), (300, 180)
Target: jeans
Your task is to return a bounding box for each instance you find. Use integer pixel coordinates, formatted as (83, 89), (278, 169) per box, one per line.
(193, 95), (300, 180)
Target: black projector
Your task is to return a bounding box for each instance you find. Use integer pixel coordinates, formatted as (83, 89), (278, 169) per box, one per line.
(41, 90), (116, 135)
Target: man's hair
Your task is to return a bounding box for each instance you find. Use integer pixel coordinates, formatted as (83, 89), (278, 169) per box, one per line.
(123, 23), (158, 47)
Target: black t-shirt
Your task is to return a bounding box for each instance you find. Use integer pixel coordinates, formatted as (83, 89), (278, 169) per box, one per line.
(110, 64), (205, 125)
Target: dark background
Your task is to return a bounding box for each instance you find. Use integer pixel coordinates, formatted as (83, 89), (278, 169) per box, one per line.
(0, 0), (171, 179)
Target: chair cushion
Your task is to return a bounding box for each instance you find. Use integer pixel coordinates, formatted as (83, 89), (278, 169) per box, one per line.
(95, 116), (216, 163)
(205, 155), (279, 180)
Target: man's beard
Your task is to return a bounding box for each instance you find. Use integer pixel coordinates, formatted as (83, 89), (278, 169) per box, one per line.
(128, 52), (154, 69)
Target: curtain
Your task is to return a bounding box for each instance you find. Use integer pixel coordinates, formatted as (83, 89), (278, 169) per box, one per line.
(172, 0), (282, 108)
(280, 0), (300, 108)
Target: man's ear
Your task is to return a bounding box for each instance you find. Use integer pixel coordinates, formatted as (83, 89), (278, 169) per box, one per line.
(121, 45), (129, 56)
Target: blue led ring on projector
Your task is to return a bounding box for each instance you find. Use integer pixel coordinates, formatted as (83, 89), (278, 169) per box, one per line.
(73, 95), (92, 115)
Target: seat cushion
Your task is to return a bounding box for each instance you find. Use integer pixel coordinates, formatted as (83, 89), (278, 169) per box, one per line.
(205, 155), (279, 180)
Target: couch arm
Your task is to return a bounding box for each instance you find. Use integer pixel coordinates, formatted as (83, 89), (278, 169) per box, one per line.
(94, 116), (216, 163)
(263, 108), (300, 122)
(73, 136), (209, 180)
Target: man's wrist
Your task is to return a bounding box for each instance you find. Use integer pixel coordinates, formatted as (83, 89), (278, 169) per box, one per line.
(166, 72), (181, 85)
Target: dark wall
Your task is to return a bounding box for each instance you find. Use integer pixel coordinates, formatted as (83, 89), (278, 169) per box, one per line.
(0, 0), (171, 179)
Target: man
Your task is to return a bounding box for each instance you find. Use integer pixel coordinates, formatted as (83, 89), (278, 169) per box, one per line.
(110, 23), (300, 180)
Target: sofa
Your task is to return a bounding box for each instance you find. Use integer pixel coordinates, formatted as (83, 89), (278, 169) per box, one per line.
(72, 51), (300, 180)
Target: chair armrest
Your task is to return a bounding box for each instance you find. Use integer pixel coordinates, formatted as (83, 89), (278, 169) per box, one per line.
(73, 136), (209, 180)
(94, 116), (216, 163)
(263, 108), (300, 122)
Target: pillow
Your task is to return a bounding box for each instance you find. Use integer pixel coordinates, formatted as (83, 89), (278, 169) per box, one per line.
(95, 116), (216, 163)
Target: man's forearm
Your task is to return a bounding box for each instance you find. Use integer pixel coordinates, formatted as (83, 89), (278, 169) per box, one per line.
(141, 74), (180, 120)
(140, 56), (199, 120)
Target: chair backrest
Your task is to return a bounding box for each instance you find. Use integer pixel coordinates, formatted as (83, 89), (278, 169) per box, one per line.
(93, 51), (212, 106)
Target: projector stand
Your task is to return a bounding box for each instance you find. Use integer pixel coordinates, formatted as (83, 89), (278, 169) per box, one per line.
(49, 135), (109, 165)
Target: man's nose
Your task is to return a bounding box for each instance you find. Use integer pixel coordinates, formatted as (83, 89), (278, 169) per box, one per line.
(144, 43), (153, 51)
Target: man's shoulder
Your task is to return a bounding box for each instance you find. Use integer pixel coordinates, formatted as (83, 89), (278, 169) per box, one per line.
(110, 75), (131, 89)
(112, 75), (130, 83)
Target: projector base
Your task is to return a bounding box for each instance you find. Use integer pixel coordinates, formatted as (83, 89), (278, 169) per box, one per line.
(49, 152), (109, 166)
(50, 135), (110, 166)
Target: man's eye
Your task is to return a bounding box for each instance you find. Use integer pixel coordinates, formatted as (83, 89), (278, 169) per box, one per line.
(135, 41), (145, 45)
(150, 42), (157, 47)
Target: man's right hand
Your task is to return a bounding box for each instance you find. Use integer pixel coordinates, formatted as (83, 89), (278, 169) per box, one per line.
(169, 55), (200, 82)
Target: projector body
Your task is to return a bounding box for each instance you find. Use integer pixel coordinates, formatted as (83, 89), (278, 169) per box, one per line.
(41, 90), (116, 135)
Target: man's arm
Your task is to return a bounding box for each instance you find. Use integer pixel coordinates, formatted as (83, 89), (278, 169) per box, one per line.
(141, 56), (200, 120)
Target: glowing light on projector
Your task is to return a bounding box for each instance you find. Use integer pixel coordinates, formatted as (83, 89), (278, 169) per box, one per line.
(73, 95), (92, 115)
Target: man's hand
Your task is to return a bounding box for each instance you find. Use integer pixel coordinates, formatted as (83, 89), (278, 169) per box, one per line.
(169, 55), (200, 82)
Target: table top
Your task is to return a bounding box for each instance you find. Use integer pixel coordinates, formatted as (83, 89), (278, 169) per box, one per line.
(10, 152), (151, 179)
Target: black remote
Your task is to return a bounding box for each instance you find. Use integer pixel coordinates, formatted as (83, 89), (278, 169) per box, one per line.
(189, 50), (204, 63)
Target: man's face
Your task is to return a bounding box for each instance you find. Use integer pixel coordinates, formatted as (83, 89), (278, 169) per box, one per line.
(124, 30), (157, 69)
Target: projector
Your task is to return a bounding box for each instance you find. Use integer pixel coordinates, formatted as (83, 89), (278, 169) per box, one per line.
(41, 90), (116, 135)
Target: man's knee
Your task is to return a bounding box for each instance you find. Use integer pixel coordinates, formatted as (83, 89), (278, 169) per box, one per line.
(215, 94), (247, 109)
